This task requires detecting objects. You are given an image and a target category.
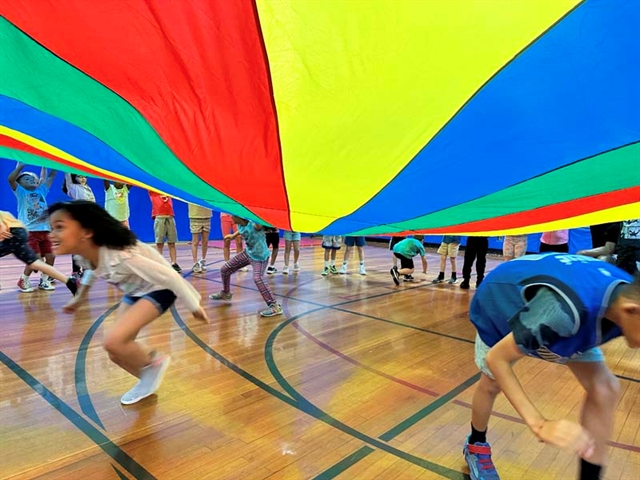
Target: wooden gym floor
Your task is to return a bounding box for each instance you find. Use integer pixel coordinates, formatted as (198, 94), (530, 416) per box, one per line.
(0, 243), (638, 480)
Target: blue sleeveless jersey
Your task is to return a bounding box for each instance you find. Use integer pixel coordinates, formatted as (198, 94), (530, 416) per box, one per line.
(470, 254), (632, 361)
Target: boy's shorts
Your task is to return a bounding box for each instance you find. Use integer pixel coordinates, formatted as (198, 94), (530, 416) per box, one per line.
(1, 227), (39, 265)
(122, 289), (177, 314)
(474, 333), (604, 379)
(189, 218), (211, 234)
(322, 235), (342, 250)
(393, 252), (414, 270)
(284, 231), (301, 242)
(437, 241), (460, 258)
(154, 216), (178, 243)
(389, 236), (406, 250)
(344, 236), (366, 247)
(266, 232), (280, 249)
(503, 235), (528, 258)
(27, 231), (53, 256)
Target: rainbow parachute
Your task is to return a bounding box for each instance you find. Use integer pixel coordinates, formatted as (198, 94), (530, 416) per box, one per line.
(1, 0), (638, 235)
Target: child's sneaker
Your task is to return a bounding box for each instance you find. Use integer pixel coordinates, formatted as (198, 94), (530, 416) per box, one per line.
(192, 262), (202, 274)
(209, 291), (233, 301)
(293, 263), (300, 272)
(359, 264), (367, 275)
(403, 274), (414, 282)
(282, 266), (289, 275)
(463, 436), (500, 480)
(172, 263), (182, 273)
(267, 266), (277, 275)
(121, 354), (171, 405)
(329, 265), (339, 275)
(460, 279), (470, 289)
(260, 303), (283, 317)
(240, 266), (249, 272)
(432, 275), (444, 284)
(448, 276), (458, 284)
(17, 276), (34, 293)
(321, 267), (329, 276)
(38, 278), (55, 291)
(390, 267), (400, 286)
(65, 277), (79, 296)
(199, 259), (207, 271)
(339, 264), (347, 274)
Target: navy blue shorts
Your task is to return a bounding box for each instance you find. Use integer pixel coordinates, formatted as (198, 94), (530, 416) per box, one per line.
(122, 289), (177, 314)
(0, 228), (38, 265)
(344, 236), (366, 247)
(266, 232), (280, 249)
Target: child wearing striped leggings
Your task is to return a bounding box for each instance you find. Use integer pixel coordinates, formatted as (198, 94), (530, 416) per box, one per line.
(210, 216), (283, 317)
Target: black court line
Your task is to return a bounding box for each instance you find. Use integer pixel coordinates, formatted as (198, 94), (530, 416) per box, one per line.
(203, 272), (638, 383)
(0, 351), (155, 480)
(174, 304), (466, 478)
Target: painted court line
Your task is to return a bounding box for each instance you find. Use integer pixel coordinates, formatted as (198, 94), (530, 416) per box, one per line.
(0, 351), (156, 480)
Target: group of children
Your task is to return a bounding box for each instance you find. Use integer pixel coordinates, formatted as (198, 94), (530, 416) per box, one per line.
(2, 164), (639, 480)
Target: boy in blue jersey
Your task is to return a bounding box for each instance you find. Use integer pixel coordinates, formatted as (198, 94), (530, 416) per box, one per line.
(390, 235), (428, 285)
(463, 253), (640, 480)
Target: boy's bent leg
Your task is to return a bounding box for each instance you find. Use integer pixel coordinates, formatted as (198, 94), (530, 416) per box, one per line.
(567, 357), (619, 473)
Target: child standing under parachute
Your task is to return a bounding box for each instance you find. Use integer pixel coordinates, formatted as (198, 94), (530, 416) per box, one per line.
(210, 216), (283, 317)
(49, 200), (208, 405)
(63, 173), (96, 278)
(0, 210), (77, 295)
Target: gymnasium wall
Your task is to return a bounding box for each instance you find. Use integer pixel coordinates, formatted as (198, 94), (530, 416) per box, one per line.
(0, 160), (593, 251)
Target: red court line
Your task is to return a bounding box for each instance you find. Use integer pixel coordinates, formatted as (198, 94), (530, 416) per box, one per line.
(293, 322), (640, 454)
(293, 322), (440, 397)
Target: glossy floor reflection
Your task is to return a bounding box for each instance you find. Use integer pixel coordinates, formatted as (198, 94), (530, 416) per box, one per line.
(0, 243), (638, 480)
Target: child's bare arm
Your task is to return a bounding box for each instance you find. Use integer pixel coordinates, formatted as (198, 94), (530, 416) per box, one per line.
(421, 256), (428, 273)
(44, 169), (57, 188)
(486, 334), (594, 457)
(8, 162), (25, 191)
(63, 284), (91, 313)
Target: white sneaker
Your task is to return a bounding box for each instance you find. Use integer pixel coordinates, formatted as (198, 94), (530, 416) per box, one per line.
(240, 267), (249, 272)
(17, 276), (34, 293)
(282, 266), (289, 275)
(293, 263), (300, 272)
(199, 259), (207, 271)
(339, 264), (347, 274)
(192, 262), (202, 274)
(121, 354), (171, 405)
(359, 264), (367, 275)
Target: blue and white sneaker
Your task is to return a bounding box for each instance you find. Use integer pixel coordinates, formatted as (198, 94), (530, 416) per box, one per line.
(463, 436), (500, 480)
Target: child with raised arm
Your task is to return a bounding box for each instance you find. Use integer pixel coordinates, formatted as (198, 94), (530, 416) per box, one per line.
(103, 180), (131, 228)
(8, 162), (58, 292)
(63, 173), (96, 278)
(209, 216), (283, 317)
(49, 200), (208, 405)
(463, 253), (639, 480)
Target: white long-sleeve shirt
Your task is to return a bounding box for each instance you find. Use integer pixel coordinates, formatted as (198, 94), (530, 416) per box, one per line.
(64, 173), (96, 201)
(78, 242), (201, 311)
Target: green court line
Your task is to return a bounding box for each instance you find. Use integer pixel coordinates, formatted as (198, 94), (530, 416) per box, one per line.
(0, 351), (156, 480)
(313, 446), (375, 479)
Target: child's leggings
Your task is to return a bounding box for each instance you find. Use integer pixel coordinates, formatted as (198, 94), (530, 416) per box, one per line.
(221, 251), (276, 305)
